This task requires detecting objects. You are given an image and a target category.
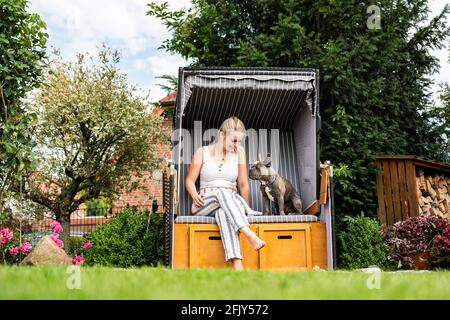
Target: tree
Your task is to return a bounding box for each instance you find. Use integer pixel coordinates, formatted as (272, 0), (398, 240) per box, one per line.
(422, 87), (450, 164)
(156, 74), (178, 94)
(147, 0), (450, 219)
(439, 81), (450, 152)
(422, 46), (450, 164)
(0, 0), (48, 208)
(17, 48), (170, 248)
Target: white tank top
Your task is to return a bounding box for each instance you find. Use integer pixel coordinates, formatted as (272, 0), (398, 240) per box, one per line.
(199, 145), (238, 191)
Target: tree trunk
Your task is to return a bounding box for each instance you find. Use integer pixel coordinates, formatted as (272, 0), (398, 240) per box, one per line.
(59, 214), (71, 253)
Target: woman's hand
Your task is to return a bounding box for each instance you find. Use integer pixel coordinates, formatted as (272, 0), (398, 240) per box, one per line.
(192, 192), (205, 208)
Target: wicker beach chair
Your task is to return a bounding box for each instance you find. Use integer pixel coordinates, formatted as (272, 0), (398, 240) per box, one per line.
(163, 68), (336, 271)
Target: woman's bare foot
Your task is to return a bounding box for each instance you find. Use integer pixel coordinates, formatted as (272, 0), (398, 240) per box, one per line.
(250, 236), (266, 251)
(246, 230), (266, 251)
(240, 226), (266, 251)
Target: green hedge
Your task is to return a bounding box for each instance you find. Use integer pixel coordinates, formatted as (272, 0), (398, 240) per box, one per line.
(337, 214), (390, 270)
(68, 237), (85, 257)
(83, 208), (164, 267)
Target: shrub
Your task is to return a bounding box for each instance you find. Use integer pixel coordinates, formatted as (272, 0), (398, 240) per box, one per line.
(383, 215), (449, 269)
(337, 214), (390, 270)
(83, 207), (164, 267)
(432, 225), (450, 268)
(68, 237), (86, 256)
(85, 197), (112, 217)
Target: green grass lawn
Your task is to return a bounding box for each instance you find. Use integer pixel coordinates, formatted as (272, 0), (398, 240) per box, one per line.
(1, 266), (450, 300)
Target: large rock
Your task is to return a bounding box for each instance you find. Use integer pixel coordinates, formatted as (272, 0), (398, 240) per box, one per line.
(20, 235), (72, 266)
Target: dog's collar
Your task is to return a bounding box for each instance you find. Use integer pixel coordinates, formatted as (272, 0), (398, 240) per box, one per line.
(261, 175), (277, 187)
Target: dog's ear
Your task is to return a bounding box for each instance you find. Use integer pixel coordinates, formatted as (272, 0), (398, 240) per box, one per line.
(263, 156), (271, 167)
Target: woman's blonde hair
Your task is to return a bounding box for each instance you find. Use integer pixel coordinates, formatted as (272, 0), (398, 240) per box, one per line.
(219, 116), (246, 154)
(219, 116), (246, 135)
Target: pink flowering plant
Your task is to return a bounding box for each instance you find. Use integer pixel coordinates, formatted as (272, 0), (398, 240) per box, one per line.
(50, 220), (63, 234)
(0, 227), (13, 245)
(47, 220), (65, 249)
(9, 246), (19, 257)
(69, 240), (93, 266)
(50, 233), (64, 249)
(72, 255), (85, 265)
(20, 242), (33, 255)
(0, 227), (33, 265)
(83, 242), (93, 250)
(1, 227), (15, 264)
(49, 220), (92, 266)
(1, 219), (90, 266)
(383, 215), (450, 269)
(431, 225), (450, 267)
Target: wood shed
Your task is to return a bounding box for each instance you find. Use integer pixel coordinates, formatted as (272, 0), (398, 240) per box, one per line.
(376, 155), (450, 226)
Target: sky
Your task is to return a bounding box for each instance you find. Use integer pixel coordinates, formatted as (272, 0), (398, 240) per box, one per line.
(28, 0), (450, 103)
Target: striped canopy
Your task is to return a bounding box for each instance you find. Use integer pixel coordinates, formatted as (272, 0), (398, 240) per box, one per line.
(177, 68), (319, 130)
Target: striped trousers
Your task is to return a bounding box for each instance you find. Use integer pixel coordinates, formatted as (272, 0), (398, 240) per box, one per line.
(191, 187), (250, 261)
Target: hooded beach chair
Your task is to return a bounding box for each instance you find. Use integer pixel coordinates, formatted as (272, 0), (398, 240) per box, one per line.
(162, 67), (336, 271)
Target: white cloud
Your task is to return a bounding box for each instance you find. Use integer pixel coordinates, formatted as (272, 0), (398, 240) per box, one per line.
(148, 54), (188, 78)
(28, 0), (188, 59)
(147, 54), (190, 101)
(131, 58), (148, 71)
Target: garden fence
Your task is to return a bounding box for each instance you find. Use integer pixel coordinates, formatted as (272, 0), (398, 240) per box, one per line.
(2, 205), (157, 238)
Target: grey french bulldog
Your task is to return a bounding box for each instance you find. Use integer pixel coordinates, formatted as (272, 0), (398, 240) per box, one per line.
(249, 154), (303, 215)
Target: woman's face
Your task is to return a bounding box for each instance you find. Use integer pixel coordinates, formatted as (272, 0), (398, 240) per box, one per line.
(221, 130), (246, 152)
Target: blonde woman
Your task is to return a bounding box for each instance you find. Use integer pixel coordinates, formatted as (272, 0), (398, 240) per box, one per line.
(185, 116), (266, 270)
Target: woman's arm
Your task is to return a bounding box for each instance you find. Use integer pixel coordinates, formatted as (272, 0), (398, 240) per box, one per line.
(237, 146), (251, 206)
(185, 147), (204, 204)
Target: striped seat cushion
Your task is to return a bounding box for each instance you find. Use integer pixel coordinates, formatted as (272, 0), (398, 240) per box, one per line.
(174, 215), (318, 224)
(175, 216), (216, 224)
(248, 215), (318, 223)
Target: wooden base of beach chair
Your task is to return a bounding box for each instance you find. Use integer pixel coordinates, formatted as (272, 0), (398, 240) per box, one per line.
(173, 222), (327, 271)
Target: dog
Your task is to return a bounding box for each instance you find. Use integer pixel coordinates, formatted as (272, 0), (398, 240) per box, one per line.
(248, 154), (303, 215)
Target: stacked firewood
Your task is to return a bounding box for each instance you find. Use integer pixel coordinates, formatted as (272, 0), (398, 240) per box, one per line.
(416, 170), (450, 220)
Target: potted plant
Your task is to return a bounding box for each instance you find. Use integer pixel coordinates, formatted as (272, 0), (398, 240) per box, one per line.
(383, 215), (449, 270)
(431, 224), (450, 268)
